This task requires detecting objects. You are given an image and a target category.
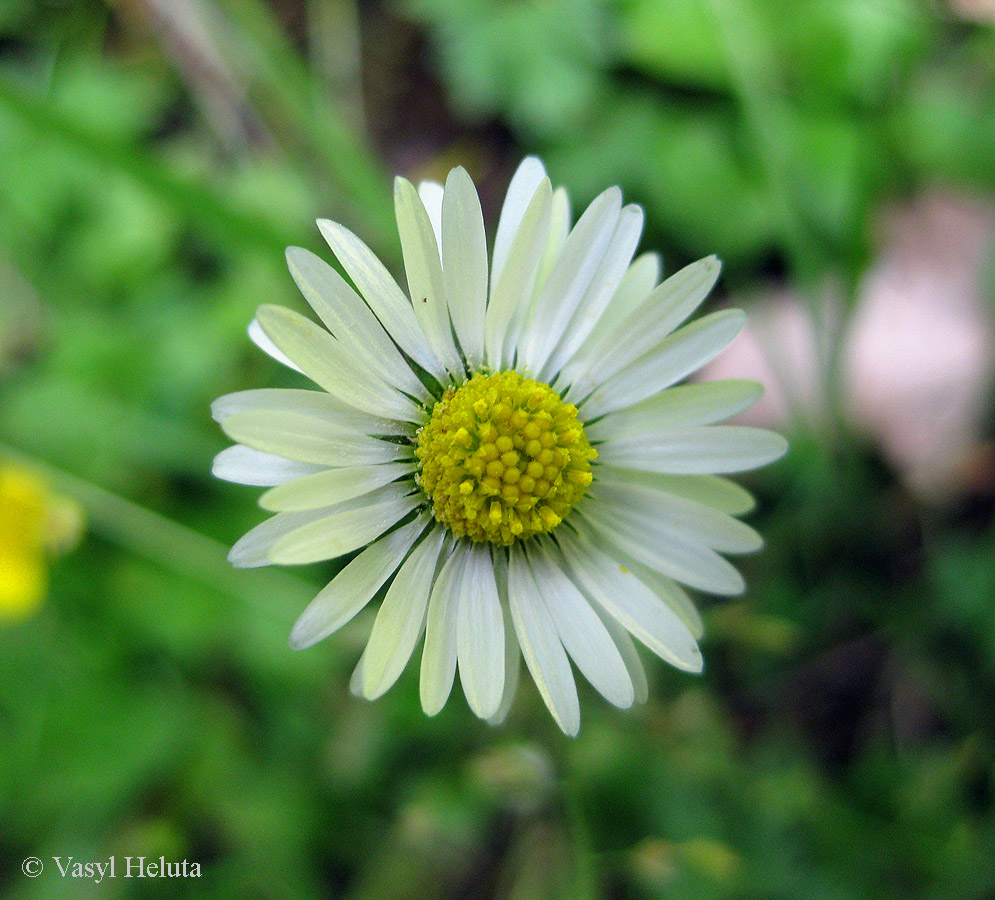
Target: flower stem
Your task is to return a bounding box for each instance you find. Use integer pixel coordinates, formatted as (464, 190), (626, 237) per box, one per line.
(0, 443), (315, 615)
(548, 732), (599, 900)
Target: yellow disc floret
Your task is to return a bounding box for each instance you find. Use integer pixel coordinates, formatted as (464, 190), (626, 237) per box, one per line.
(416, 371), (597, 544)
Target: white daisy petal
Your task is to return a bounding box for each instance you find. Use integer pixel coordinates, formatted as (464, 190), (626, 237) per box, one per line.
(269, 488), (421, 565)
(577, 309), (746, 418)
(362, 526), (448, 699)
(228, 506), (335, 568)
(492, 156), (548, 286)
(395, 176), (464, 377)
(591, 481), (763, 554)
(507, 545), (580, 736)
(557, 526), (703, 672)
(457, 543), (505, 719)
(607, 251), (661, 320)
(349, 650), (366, 696)
(259, 462), (414, 512)
(530, 541), (634, 709)
(220, 411), (408, 468)
(288, 514), (429, 649)
(612, 555), (705, 640)
(534, 185), (573, 292)
(562, 256), (721, 395)
(248, 318), (303, 373)
(517, 187), (622, 376)
(598, 425), (789, 475)
(442, 167), (488, 370)
(488, 590), (522, 725)
(596, 467), (756, 516)
(212, 388), (412, 437)
(584, 379), (762, 442)
(592, 603), (649, 705)
(212, 445), (323, 486)
(420, 543), (470, 715)
(561, 250), (661, 376)
(485, 178), (553, 370)
(285, 246), (427, 398)
(577, 502), (746, 595)
(542, 202), (644, 381)
(317, 218), (445, 379)
(256, 305), (421, 421)
(418, 180), (444, 253)
(508, 186), (570, 358)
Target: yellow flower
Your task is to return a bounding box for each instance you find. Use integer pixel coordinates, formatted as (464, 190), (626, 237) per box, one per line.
(0, 462), (83, 623)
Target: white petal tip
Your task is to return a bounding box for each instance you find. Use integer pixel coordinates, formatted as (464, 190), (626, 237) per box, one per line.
(285, 245), (312, 268)
(662, 644), (705, 674)
(559, 718), (580, 737)
(288, 633), (307, 651)
(364, 684), (392, 702)
(769, 433), (790, 461)
(360, 663), (392, 701)
(615, 688), (637, 710)
(288, 620), (320, 651)
(420, 699), (445, 717)
(739, 379), (765, 403)
(226, 545), (268, 569)
(467, 693), (503, 722)
(517, 156), (547, 177)
(726, 579), (747, 597)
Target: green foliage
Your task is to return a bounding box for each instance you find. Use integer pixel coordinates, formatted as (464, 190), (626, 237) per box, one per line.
(407, 0), (991, 278)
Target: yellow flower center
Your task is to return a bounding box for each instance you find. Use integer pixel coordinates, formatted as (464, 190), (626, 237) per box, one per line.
(415, 371), (596, 545)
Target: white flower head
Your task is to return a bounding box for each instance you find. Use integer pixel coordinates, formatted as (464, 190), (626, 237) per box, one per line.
(212, 158), (787, 734)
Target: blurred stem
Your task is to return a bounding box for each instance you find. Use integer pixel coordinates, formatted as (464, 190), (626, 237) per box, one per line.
(307, 0), (366, 135)
(208, 0), (396, 246)
(0, 75), (292, 254)
(0, 443), (314, 614)
(121, 0), (266, 152)
(550, 736), (599, 900)
(706, 0), (850, 427)
(564, 779), (598, 900)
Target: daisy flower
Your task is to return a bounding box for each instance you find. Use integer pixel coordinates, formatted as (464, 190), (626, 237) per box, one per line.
(212, 158), (787, 734)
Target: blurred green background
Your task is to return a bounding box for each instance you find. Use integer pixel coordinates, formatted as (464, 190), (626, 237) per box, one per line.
(2, 0), (995, 897)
